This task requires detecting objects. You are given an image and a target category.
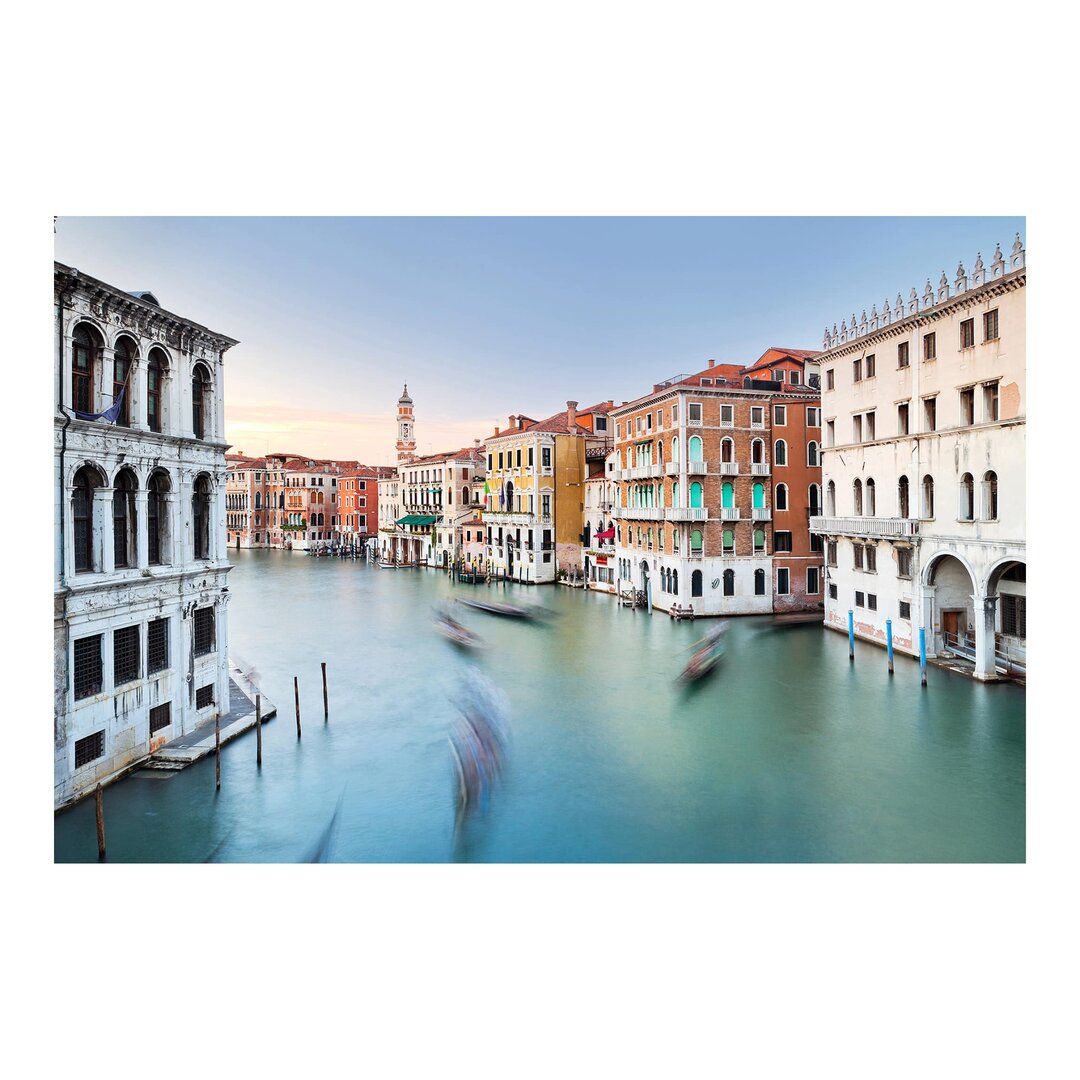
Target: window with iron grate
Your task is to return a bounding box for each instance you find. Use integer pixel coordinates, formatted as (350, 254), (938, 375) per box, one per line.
(149, 702), (172, 734)
(193, 607), (215, 656)
(195, 683), (215, 709)
(113, 625), (140, 685)
(899, 600), (911, 620)
(75, 730), (104, 767)
(148, 618), (169, 674)
(73, 635), (102, 699)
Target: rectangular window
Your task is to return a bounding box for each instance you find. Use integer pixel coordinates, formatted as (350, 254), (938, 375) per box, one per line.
(776, 568), (790, 595)
(774, 531), (793, 553)
(866, 545), (877, 573)
(113, 625), (140, 686)
(646, 413), (652, 430)
(73, 635), (103, 700)
(688, 402), (703, 424)
(867, 593), (877, 611)
(829, 583), (838, 600)
(147, 618), (169, 674)
(700, 378), (713, 386)
(498, 452), (504, 471)
(193, 607), (215, 657)
(898, 342), (910, 368)
(595, 417), (608, 432)
(897, 402), (910, 436)
(897, 548), (912, 579)
(983, 381), (1000, 422)
(542, 494), (551, 517)
(807, 567), (820, 595)
(826, 419), (835, 447)
(923, 332), (936, 361)
(899, 600), (911, 620)
(74, 730), (104, 768)
(790, 370), (801, 385)
(1000, 594), (1026, 638)
(852, 358), (862, 382)
(852, 415), (862, 443)
(806, 407), (821, 427)
(825, 369), (835, 391)
(149, 702), (171, 734)
(855, 591), (865, 608)
(865, 354), (876, 379)
(810, 533), (823, 554)
(960, 386), (975, 426)
(865, 411), (876, 441)
(853, 545), (864, 570)
(750, 406), (764, 428)
(541, 447), (552, 469)
(719, 404), (733, 427)
(923, 396), (937, 432)
(827, 541), (837, 567)
(515, 449), (521, 469)
(961, 318), (975, 348)
(195, 683), (215, 709)
(671, 403), (679, 424)
(984, 308), (999, 341)
(773, 405), (787, 426)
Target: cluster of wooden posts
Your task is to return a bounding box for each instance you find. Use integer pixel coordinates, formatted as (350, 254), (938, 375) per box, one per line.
(94, 661), (332, 861)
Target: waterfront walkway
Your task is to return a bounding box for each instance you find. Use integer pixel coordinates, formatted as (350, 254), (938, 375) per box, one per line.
(142, 662), (276, 771)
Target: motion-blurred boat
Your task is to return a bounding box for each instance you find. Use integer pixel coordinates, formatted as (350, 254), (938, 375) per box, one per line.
(435, 607), (484, 649)
(678, 623), (729, 684)
(456, 597), (543, 619)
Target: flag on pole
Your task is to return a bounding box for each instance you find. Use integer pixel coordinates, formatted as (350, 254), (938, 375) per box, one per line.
(73, 385), (126, 423)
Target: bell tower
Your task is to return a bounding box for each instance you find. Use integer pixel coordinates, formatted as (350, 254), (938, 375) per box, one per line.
(396, 383), (416, 465)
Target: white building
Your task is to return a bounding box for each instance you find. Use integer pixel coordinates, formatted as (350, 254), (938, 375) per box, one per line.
(810, 237), (1026, 680)
(54, 263), (237, 807)
(581, 450), (618, 591)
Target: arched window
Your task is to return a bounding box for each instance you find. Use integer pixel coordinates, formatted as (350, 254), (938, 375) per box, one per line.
(146, 347), (167, 432)
(753, 528), (766, 553)
(193, 475), (212, 559)
(672, 569), (679, 593)
(192, 363), (212, 439)
(982, 471), (998, 520)
(718, 437), (732, 464)
(826, 480), (836, 516)
(113, 469), (137, 568)
(808, 483), (821, 517)
(720, 482), (733, 509)
(462, 486), (469, 504)
(112, 336), (135, 427)
(751, 438), (764, 465)
(774, 439), (788, 466)
(775, 483), (788, 511)
(752, 483), (765, 509)
(690, 482), (703, 508)
(656, 441), (664, 464)
(853, 478), (863, 515)
(690, 529), (703, 552)
(671, 435), (679, 464)
(921, 474), (935, 519)
(959, 473), (974, 521)
(898, 475), (910, 518)
(807, 440), (819, 467)
(866, 478), (876, 517)
(688, 435), (703, 463)
(723, 569), (735, 596)
(71, 324), (102, 414)
(73, 465), (100, 572)
(255, 491), (262, 509)
(754, 568), (766, 595)
(148, 470), (169, 565)
(691, 570), (703, 596)
(722, 528), (734, 554)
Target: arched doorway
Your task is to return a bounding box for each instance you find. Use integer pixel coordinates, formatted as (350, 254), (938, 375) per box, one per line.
(986, 558), (1026, 676)
(925, 552), (978, 661)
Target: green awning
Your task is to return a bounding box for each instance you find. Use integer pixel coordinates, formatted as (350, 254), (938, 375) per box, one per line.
(396, 514), (439, 526)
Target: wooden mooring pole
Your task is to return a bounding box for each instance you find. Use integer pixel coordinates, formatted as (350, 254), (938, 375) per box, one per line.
(255, 694), (262, 767)
(321, 662), (329, 721)
(95, 783), (106, 861)
(215, 714), (221, 790)
(295, 676), (302, 738)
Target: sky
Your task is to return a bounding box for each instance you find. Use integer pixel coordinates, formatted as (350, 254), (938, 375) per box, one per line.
(54, 216), (1025, 464)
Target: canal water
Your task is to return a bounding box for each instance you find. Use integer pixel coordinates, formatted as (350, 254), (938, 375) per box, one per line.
(54, 550), (1026, 862)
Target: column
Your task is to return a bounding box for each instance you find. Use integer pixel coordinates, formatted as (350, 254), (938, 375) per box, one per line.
(973, 593), (999, 680)
(177, 478), (192, 565)
(135, 489), (149, 569)
(920, 582), (937, 656)
(216, 593), (232, 719)
(95, 487), (114, 574)
(130, 358), (148, 432)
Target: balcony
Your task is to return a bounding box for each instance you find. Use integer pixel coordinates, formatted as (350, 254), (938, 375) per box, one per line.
(751, 463), (769, 476)
(752, 507), (771, 521)
(718, 461), (738, 475)
(614, 507), (664, 521)
(668, 507), (708, 522)
(665, 462), (680, 476)
(625, 464), (663, 479)
(484, 510), (534, 526)
(687, 461), (707, 476)
(810, 516), (920, 538)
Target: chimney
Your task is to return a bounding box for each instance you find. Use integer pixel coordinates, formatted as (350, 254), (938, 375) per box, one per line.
(508, 415), (516, 430)
(708, 359), (715, 369)
(566, 400), (578, 431)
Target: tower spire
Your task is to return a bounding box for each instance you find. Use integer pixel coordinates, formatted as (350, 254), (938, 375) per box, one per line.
(396, 383), (416, 465)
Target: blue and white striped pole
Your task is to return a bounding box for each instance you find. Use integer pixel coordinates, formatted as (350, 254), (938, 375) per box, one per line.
(886, 618), (894, 675)
(919, 627), (927, 687)
(848, 609), (855, 662)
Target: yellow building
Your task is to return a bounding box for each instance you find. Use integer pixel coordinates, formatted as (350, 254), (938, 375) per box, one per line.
(482, 400), (613, 583)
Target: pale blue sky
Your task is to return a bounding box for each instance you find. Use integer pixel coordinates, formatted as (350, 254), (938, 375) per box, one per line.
(55, 216), (1025, 463)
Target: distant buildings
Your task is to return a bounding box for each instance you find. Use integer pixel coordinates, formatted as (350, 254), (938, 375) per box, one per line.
(54, 263), (237, 808)
(811, 237), (1026, 679)
(609, 352), (823, 616)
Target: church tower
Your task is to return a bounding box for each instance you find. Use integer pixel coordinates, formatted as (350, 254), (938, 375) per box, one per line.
(396, 384), (416, 465)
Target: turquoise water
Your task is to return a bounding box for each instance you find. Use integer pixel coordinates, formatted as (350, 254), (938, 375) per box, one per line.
(54, 549), (1026, 862)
